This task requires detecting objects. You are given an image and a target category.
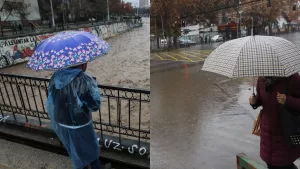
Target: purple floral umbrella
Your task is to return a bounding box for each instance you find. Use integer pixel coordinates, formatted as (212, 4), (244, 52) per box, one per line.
(27, 31), (110, 71)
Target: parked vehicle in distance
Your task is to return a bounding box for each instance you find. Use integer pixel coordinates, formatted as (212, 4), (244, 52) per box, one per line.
(241, 30), (247, 37)
(160, 39), (168, 46)
(178, 37), (196, 47)
(211, 35), (224, 42)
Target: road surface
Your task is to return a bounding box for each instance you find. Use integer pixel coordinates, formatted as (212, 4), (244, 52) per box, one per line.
(150, 33), (300, 169)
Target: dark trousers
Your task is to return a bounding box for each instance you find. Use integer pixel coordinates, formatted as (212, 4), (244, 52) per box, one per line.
(267, 163), (298, 169)
(83, 158), (101, 169)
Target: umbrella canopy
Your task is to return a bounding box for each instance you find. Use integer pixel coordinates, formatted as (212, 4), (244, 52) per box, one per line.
(27, 31), (110, 71)
(202, 36), (300, 78)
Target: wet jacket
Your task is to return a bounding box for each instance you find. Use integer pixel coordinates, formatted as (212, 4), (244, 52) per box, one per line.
(253, 74), (300, 166)
(46, 68), (101, 169)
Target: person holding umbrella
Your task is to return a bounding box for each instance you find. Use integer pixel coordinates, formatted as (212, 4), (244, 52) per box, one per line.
(27, 31), (110, 169)
(249, 75), (300, 169)
(201, 35), (300, 169)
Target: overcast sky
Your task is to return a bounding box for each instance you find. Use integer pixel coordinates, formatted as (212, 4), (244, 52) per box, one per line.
(123, 0), (150, 7)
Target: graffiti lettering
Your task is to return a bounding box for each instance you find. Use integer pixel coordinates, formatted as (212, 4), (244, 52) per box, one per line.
(112, 141), (122, 151)
(101, 139), (148, 156)
(128, 144), (138, 154)
(104, 139), (112, 148)
(139, 147), (147, 156)
(4, 37), (36, 46)
(36, 34), (55, 41)
(0, 115), (9, 123)
(0, 21), (135, 69)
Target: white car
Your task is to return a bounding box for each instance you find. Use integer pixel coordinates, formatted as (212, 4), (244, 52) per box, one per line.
(160, 39), (168, 46)
(211, 35), (224, 42)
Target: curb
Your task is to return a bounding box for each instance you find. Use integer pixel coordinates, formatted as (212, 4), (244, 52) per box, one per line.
(0, 122), (149, 169)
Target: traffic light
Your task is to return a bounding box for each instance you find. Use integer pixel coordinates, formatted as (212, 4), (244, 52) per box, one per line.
(267, 0), (271, 7)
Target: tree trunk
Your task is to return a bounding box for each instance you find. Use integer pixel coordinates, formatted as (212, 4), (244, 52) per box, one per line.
(0, 18), (3, 36)
(156, 35), (160, 49)
(268, 23), (272, 36)
(173, 36), (178, 48)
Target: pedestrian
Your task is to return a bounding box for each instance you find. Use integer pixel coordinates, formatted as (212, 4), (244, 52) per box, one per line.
(249, 75), (300, 169)
(18, 24), (23, 34)
(31, 23), (35, 32)
(46, 63), (102, 169)
(12, 24), (17, 35)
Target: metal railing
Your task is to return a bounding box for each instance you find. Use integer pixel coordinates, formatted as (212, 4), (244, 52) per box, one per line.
(0, 73), (150, 156)
(0, 18), (142, 39)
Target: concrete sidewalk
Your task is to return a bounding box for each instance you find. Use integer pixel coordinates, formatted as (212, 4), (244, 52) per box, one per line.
(0, 138), (72, 169)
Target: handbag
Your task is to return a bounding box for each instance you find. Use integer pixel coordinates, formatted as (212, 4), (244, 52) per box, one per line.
(252, 110), (263, 136)
(280, 79), (300, 146)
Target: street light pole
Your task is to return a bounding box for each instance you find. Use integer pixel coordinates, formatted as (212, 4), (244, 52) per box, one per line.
(236, 16), (238, 38)
(239, 11), (243, 37)
(161, 15), (165, 38)
(251, 17), (254, 36)
(107, 0), (110, 21)
(240, 13), (241, 37)
(50, 0), (55, 28)
(136, 3), (139, 16)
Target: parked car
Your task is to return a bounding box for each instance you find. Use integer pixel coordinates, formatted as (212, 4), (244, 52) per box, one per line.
(160, 39), (168, 46)
(241, 30), (247, 37)
(211, 35), (224, 42)
(178, 37), (196, 47)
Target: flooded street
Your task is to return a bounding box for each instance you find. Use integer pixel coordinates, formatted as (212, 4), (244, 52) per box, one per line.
(0, 18), (150, 90)
(150, 33), (300, 169)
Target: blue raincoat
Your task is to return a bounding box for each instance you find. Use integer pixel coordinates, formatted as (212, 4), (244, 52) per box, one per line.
(46, 68), (101, 169)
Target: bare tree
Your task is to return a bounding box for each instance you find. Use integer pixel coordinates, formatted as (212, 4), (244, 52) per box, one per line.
(0, 0), (31, 36)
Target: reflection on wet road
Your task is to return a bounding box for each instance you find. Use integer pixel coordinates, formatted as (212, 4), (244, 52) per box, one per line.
(151, 65), (261, 169)
(151, 33), (300, 169)
(151, 64), (300, 168)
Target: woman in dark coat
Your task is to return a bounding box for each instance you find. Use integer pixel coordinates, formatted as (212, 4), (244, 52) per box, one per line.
(249, 74), (300, 169)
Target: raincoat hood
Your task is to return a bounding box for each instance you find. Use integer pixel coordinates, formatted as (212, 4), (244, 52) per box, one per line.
(53, 68), (82, 89)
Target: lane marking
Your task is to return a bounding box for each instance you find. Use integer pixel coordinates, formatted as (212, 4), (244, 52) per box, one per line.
(154, 54), (164, 60)
(179, 51), (203, 59)
(160, 53), (178, 61)
(168, 52), (194, 62)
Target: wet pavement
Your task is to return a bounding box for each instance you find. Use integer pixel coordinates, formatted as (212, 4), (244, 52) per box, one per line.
(150, 33), (300, 169)
(150, 43), (222, 64)
(0, 138), (72, 169)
